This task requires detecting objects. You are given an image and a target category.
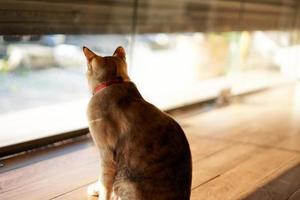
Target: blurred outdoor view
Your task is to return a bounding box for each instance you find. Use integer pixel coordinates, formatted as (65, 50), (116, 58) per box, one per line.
(0, 31), (298, 147)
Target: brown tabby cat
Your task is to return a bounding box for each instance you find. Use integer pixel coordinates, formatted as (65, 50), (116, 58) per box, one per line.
(83, 46), (192, 200)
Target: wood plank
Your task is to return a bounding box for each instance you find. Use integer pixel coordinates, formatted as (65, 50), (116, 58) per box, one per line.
(182, 85), (300, 152)
(51, 142), (264, 199)
(191, 143), (266, 191)
(0, 144), (98, 199)
(53, 168), (218, 200)
(0, 137), (92, 173)
(191, 149), (300, 200)
(0, 164), (98, 200)
(289, 189), (300, 200)
(185, 135), (234, 163)
(54, 185), (96, 200)
(0, 133), (232, 199)
(277, 134), (300, 152)
(193, 144), (262, 174)
(243, 163), (300, 200)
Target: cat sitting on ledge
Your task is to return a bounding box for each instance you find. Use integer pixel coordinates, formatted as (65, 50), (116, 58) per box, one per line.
(83, 46), (192, 200)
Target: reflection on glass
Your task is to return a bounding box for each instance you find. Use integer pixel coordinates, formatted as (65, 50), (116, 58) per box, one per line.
(0, 35), (131, 113)
(0, 34), (131, 147)
(0, 30), (299, 147)
(0, 31), (298, 147)
(131, 31), (298, 108)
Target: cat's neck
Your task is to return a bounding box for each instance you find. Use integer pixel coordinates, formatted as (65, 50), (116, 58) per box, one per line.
(87, 81), (143, 121)
(92, 76), (131, 95)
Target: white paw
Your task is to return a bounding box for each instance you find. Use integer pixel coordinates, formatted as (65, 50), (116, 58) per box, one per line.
(87, 182), (99, 196)
(111, 191), (121, 200)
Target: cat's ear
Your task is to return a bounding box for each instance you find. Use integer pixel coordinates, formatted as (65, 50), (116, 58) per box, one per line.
(113, 46), (126, 59)
(83, 46), (97, 61)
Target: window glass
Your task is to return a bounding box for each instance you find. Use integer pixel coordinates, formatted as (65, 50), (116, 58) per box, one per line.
(0, 34), (131, 147)
(0, 0), (298, 148)
(131, 31), (297, 109)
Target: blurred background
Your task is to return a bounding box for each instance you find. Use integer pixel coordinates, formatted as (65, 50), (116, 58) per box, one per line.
(0, 0), (299, 148)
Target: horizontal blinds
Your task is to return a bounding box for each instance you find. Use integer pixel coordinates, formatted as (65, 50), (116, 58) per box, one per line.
(138, 0), (298, 33)
(0, 0), (135, 35)
(241, 0), (296, 31)
(0, 0), (298, 35)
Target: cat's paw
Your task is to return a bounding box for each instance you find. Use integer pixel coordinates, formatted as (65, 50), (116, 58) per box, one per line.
(111, 191), (121, 200)
(87, 182), (99, 196)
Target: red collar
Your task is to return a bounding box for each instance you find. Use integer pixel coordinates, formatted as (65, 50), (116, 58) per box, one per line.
(93, 77), (123, 95)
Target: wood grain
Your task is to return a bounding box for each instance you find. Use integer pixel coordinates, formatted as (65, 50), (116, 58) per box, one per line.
(0, 144), (98, 199)
(243, 163), (300, 200)
(191, 149), (300, 200)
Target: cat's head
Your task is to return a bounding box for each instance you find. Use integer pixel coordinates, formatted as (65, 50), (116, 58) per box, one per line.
(83, 46), (130, 93)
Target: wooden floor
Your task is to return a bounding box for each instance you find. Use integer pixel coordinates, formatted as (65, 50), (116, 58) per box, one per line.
(1, 83), (300, 200)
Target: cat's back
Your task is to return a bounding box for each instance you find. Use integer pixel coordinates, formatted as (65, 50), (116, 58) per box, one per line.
(114, 84), (192, 200)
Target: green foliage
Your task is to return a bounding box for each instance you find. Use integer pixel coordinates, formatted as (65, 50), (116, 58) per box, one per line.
(0, 58), (10, 73)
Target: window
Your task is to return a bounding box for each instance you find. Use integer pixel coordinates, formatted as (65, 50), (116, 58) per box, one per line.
(0, 0), (299, 153)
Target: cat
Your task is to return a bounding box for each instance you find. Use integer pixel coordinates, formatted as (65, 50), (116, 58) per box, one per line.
(83, 46), (192, 200)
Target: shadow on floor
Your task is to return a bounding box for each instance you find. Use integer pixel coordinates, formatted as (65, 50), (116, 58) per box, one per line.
(243, 162), (300, 200)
